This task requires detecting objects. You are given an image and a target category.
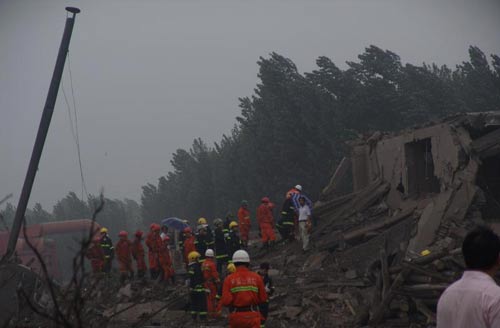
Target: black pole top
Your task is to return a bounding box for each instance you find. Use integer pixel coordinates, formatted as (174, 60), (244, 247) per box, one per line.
(66, 7), (81, 14)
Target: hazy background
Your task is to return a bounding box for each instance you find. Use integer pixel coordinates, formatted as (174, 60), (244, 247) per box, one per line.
(1, 0), (499, 209)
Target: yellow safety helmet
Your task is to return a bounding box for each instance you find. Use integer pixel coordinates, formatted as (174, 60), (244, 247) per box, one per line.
(100, 227), (108, 233)
(188, 251), (201, 262)
(198, 217), (207, 225)
(227, 263), (236, 273)
(229, 221), (238, 229)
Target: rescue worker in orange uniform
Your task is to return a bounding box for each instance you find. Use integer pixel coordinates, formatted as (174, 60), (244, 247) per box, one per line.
(220, 250), (267, 328)
(183, 227), (196, 266)
(188, 251), (208, 321)
(86, 237), (105, 274)
(131, 230), (147, 278)
(257, 197), (276, 249)
(115, 231), (134, 284)
(146, 223), (161, 279)
(159, 235), (175, 283)
(237, 200), (251, 248)
(202, 249), (220, 318)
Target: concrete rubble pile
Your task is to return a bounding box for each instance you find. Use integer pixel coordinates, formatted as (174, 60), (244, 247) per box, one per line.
(258, 112), (500, 327)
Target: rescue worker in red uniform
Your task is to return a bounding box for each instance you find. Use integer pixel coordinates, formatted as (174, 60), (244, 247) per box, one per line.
(146, 223), (161, 279)
(220, 250), (267, 328)
(202, 249), (220, 318)
(115, 230), (134, 284)
(237, 200), (251, 248)
(159, 235), (175, 283)
(188, 251), (208, 322)
(183, 227), (196, 266)
(131, 230), (147, 278)
(257, 197), (276, 249)
(86, 237), (105, 274)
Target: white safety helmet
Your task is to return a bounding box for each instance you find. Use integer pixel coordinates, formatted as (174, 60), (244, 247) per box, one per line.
(232, 250), (250, 263)
(205, 249), (215, 258)
(295, 184), (303, 191)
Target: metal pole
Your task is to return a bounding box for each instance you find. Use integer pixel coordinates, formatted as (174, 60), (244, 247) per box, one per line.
(2, 7), (81, 262)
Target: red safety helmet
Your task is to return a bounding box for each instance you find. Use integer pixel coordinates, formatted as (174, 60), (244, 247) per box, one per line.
(183, 227), (192, 234)
(92, 237), (101, 244)
(150, 223), (156, 230)
(162, 235), (170, 242)
(135, 230), (143, 237)
(153, 224), (161, 231)
(261, 197), (270, 203)
(118, 230), (128, 237)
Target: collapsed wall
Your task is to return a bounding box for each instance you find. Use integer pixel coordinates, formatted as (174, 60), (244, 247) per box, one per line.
(306, 111), (500, 326)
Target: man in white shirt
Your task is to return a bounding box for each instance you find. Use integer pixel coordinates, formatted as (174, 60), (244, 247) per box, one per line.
(437, 226), (500, 328)
(297, 196), (312, 251)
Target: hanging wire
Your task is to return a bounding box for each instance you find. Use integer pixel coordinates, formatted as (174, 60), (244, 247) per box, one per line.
(60, 50), (89, 201)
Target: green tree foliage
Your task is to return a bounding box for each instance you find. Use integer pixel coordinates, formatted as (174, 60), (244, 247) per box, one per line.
(140, 46), (500, 224)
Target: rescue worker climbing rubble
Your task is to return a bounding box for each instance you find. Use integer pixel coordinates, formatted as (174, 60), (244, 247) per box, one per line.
(131, 230), (147, 278)
(202, 249), (220, 318)
(187, 251), (208, 322)
(220, 250), (267, 328)
(237, 200), (251, 248)
(99, 227), (114, 273)
(257, 197), (276, 249)
(115, 230), (134, 284)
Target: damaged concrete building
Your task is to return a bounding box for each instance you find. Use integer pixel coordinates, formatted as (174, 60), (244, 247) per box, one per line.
(308, 111), (500, 326)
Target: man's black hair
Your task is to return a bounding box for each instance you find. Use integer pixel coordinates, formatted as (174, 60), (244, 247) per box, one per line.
(462, 226), (500, 270)
(299, 196), (305, 201)
(234, 262), (249, 267)
(260, 262), (270, 270)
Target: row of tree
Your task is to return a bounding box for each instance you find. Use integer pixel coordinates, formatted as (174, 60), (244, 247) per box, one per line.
(140, 45), (500, 224)
(2, 45), (499, 230)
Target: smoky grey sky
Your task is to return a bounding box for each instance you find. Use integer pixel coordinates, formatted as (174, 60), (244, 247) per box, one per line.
(1, 0), (499, 211)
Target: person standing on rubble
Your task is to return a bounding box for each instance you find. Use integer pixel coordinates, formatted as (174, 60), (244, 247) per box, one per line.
(183, 227), (196, 266)
(195, 225), (209, 264)
(115, 231), (134, 284)
(277, 193), (296, 242)
(258, 262), (275, 328)
(297, 196), (312, 252)
(213, 218), (230, 274)
(227, 221), (242, 259)
(146, 223), (161, 279)
(86, 237), (105, 274)
(131, 230), (147, 278)
(202, 249), (220, 318)
(187, 251), (208, 322)
(99, 227), (114, 273)
(159, 235), (174, 284)
(237, 200), (251, 248)
(437, 226), (500, 328)
(257, 197), (276, 249)
(220, 250), (267, 328)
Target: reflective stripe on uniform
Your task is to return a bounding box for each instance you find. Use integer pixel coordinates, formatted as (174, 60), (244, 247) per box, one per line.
(230, 286), (259, 293)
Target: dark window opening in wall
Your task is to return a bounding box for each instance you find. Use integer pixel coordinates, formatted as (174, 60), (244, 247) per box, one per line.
(477, 154), (500, 221)
(405, 138), (440, 197)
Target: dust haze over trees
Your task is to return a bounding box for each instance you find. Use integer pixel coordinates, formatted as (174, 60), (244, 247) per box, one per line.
(140, 45), (500, 224)
(1, 45), (499, 230)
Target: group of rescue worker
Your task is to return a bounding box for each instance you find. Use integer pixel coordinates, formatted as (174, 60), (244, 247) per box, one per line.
(86, 225), (175, 284)
(85, 184), (312, 327)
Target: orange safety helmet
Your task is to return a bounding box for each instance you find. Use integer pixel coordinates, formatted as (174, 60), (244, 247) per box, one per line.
(118, 230), (128, 237)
